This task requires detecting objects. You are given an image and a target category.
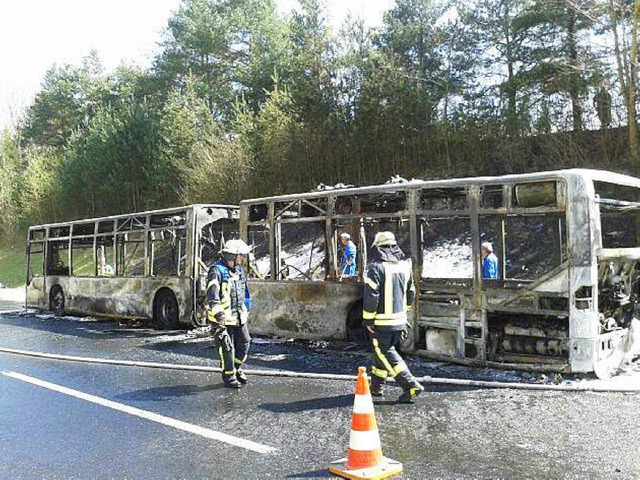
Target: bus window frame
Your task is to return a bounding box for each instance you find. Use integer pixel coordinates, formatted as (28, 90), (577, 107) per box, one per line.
(26, 204), (239, 326)
(239, 171), (640, 374)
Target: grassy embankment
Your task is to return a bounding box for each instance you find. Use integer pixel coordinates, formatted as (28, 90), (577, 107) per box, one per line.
(0, 245), (102, 288)
(0, 245), (26, 287)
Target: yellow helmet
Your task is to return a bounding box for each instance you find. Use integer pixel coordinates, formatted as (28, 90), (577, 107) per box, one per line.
(372, 231), (397, 247)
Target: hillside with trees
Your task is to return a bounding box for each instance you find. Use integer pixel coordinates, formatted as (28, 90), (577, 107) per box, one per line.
(1, 0), (639, 245)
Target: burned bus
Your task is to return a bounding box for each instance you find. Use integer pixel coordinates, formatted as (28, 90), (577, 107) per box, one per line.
(240, 169), (640, 374)
(26, 204), (239, 329)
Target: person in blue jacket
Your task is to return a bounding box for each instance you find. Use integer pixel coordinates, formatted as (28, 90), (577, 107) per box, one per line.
(339, 233), (357, 277)
(206, 239), (252, 388)
(481, 242), (499, 279)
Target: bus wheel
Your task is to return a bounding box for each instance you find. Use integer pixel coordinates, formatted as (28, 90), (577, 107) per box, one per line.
(346, 301), (369, 344)
(153, 290), (179, 330)
(50, 286), (65, 316)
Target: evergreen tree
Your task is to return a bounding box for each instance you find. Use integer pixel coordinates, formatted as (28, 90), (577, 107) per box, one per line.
(0, 129), (23, 242)
(21, 51), (109, 150)
(461, 0), (533, 136)
(515, 0), (605, 131)
(154, 0), (292, 119)
(62, 97), (174, 218)
(288, 0), (341, 183)
(608, 0), (640, 163)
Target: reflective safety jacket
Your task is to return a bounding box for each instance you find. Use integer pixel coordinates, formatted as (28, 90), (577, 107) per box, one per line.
(206, 259), (251, 326)
(362, 245), (415, 331)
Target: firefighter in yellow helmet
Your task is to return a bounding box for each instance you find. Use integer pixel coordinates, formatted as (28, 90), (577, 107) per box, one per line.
(206, 239), (252, 388)
(363, 231), (424, 403)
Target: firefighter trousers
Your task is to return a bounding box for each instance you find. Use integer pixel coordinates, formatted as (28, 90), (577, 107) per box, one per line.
(216, 323), (251, 378)
(369, 328), (416, 390)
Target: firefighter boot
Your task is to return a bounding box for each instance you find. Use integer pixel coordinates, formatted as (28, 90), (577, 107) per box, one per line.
(222, 374), (242, 389)
(396, 372), (424, 403)
(398, 381), (424, 403)
(370, 375), (385, 397)
(236, 369), (248, 385)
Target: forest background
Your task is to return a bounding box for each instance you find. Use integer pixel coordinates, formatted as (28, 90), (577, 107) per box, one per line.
(1, 0), (640, 247)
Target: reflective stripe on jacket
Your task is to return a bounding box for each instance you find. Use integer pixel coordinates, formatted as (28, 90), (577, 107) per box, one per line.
(362, 253), (415, 330)
(206, 259), (251, 326)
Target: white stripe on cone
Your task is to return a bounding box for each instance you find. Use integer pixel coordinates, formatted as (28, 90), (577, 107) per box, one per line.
(349, 429), (382, 450)
(353, 393), (375, 414)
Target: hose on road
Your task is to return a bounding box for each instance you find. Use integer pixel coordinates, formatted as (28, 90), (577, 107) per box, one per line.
(1, 346), (638, 392)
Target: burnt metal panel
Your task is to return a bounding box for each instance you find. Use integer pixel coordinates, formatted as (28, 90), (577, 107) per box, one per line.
(248, 280), (362, 340)
(39, 276), (192, 323)
(26, 277), (47, 309)
(566, 175), (594, 266)
(239, 170), (640, 374)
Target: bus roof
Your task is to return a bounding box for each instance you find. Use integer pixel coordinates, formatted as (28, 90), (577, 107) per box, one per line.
(239, 169), (640, 205)
(27, 204), (238, 231)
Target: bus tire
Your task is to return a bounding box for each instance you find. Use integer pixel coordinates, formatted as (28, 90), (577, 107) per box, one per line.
(50, 286), (65, 316)
(153, 289), (179, 330)
(346, 301), (369, 344)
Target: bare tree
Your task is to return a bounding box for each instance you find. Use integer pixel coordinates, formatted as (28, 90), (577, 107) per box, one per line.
(609, 0), (640, 163)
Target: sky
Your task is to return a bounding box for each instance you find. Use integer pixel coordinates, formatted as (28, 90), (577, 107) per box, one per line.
(0, 0), (395, 130)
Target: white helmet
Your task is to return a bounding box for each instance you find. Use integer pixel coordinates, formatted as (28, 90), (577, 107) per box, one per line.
(373, 231), (397, 247)
(481, 241), (493, 253)
(222, 239), (251, 255)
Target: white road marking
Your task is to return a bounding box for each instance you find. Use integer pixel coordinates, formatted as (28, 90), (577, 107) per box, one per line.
(2, 370), (277, 454)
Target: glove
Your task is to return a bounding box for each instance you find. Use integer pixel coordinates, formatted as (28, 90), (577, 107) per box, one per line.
(206, 309), (226, 336)
(207, 306), (226, 322)
(210, 312), (225, 334)
(211, 324), (232, 352)
(211, 322), (226, 337)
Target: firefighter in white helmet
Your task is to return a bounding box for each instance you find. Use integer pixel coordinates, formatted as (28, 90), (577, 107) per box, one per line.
(206, 239), (253, 388)
(363, 231), (424, 403)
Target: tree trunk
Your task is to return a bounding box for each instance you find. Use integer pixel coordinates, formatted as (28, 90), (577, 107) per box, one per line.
(629, 0), (639, 163)
(504, 1), (518, 136)
(610, 0), (639, 163)
(566, 8), (583, 131)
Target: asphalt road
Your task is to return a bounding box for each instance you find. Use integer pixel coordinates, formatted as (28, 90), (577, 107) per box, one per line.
(1, 312), (639, 479)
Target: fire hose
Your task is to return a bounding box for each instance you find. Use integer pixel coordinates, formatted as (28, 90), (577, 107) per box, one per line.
(0, 346), (638, 392)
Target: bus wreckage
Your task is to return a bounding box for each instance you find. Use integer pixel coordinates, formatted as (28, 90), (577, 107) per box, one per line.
(26, 170), (640, 378)
(26, 204), (239, 330)
(241, 169), (640, 378)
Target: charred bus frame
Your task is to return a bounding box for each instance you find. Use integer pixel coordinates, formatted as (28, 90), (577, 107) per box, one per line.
(26, 204), (239, 328)
(240, 169), (640, 374)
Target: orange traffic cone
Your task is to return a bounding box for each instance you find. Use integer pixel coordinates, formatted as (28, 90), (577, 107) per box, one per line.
(328, 367), (403, 480)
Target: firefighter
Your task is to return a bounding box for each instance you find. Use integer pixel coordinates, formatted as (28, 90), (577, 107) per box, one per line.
(363, 231), (424, 403)
(206, 239), (252, 388)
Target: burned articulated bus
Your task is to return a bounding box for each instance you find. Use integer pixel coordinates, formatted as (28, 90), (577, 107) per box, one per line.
(240, 169), (640, 375)
(26, 204), (239, 329)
